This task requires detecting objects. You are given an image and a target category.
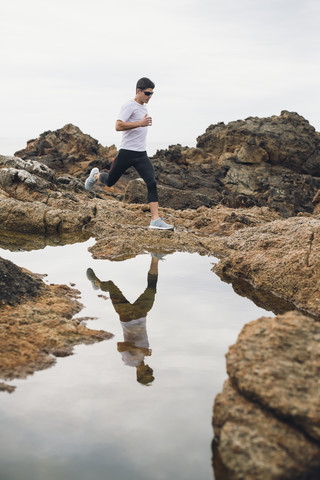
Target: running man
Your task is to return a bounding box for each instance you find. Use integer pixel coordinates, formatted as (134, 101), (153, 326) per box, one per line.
(85, 77), (174, 230)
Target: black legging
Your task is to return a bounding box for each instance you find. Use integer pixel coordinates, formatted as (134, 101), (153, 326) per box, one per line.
(97, 273), (158, 322)
(99, 149), (158, 203)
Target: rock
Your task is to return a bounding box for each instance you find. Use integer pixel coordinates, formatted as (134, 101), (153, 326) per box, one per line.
(226, 311), (320, 442)
(0, 257), (43, 305)
(313, 189), (320, 214)
(151, 112), (320, 215)
(213, 215), (320, 317)
(0, 266), (113, 386)
(14, 123), (117, 177)
(13, 114), (320, 215)
(197, 111), (320, 174)
(124, 178), (214, 209)
(212, 311), (320, 479)
(0, 155), (96, 233)
(213, 379), (320, 480)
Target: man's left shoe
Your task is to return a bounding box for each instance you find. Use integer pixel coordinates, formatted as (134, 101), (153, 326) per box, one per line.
(86, 268), (100, 289)
(85, 167), (99, 191)
(149, 218), (174, 230)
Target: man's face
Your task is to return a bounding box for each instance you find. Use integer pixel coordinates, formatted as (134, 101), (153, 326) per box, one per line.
(136, 88), (154, 104)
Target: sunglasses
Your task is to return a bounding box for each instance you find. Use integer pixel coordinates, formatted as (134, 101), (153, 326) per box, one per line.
(143, 91), (154, 96)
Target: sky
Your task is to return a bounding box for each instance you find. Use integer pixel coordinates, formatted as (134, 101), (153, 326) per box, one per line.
(1, 0), (320, 156)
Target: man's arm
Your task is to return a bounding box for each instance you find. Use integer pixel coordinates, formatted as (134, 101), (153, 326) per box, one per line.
(115, 114), (152, 131)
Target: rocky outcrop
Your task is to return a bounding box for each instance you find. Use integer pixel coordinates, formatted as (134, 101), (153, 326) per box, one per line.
(212, 311), (320, 479)
(1, 114), (319, 477)
(151, 111), (320, 215)
(14, 113), (320, 215)
(124, 178), (214, 209)
(0, 257), (43, 305)
(0, 261), (112, 391)
(0, 155), (95, 234)
(212, 215), (320, 317)
(15, 123), (117, 176)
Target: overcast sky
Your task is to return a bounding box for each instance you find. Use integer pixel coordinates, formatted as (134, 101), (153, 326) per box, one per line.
(1, 0), (320, 155)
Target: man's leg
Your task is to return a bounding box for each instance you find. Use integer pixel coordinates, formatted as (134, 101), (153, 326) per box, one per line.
(85, 150), (132, 190)
(134, 154), (174, 230)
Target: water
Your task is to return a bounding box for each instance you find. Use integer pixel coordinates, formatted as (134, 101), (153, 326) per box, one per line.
(0, 238), (272, 480)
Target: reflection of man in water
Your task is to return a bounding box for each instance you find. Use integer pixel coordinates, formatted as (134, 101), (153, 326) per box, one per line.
(86, 255), (161, 386)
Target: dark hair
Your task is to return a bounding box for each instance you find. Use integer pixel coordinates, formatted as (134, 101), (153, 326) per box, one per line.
(136, 77), (155, 91)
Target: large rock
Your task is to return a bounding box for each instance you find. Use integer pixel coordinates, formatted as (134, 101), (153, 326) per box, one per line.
(0, 155), (96, 233)
(152, 112), (320, 215)
(0, 269), (112, 389)
(212, 311), (320, 479)
(0, 257), (43, 305)
(213, 215), (320, 317)
(197, 111), (320, 174)
(226, 311), (320, 442)
(13, 113), (320, 215)
(14, 124), (117, 176)
(124, 178), (214, 210)
(213, 379), (320, 480)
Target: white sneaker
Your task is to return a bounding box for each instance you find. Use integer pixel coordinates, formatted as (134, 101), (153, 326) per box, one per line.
(149, 218), (174, 230)
(85, 167), (99, 191)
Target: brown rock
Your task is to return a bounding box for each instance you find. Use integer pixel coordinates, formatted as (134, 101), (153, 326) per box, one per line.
(152, 112), (320, 215)
(213, 379), (320, 480)
(226, 311), (320, 442)
(124, 178), (214, 209)
(0, 272), (113, 386)
(214, 216), (320, 317)
(0, 257), (43, 305)
(14, 124), (117, 177)
(313, 189), (320, 214)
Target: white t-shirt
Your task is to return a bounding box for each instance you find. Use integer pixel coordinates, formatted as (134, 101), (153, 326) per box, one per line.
(119, 317), (150, 367)
(117, 99), (149, 152)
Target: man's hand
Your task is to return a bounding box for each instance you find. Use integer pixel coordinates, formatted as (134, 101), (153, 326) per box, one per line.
(115, 114), (152, 131)
(140, 113), (152, 127)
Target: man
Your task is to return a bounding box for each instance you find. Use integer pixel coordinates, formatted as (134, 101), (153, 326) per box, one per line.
(85, 77), (174, 230)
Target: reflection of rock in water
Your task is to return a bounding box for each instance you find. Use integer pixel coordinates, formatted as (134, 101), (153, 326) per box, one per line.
(0, 230), (90, 252)
(212, 311), (320, 479)
(0, 258), (112, 392)
(215, 272), (299, 316)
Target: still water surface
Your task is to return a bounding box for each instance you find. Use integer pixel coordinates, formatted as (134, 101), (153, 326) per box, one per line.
(0, 238), (272, 480)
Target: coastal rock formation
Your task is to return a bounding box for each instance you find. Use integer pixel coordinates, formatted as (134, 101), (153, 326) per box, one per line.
(14, 112), (320, 215)
(124, 178), (214, 210)
(1, 112), (319, 478)
(151, 111), (320, 215)
(0, 260), (112, 391)
(212, 215), (320, 317)
(212, 311), (320, 479)
(0, 257), (43, 305)
(0, 155), (95, 233)
(14, 123), (117, 177)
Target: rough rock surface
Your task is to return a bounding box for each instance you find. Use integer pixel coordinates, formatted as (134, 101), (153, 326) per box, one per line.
(213, 215), (320, 317)
(212, 311), (320, 479)
(14, 123), (117, 176)
(150, 111), (320, 215)
(2, 114), (320, 476)
(0, 155), (95, 233)
(227, 311), (320, 442)
(213, 379), (320, 480)
(0, 257), (43, 305)
(14, 113), (320, 215)
(0, 264), (112, 391)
